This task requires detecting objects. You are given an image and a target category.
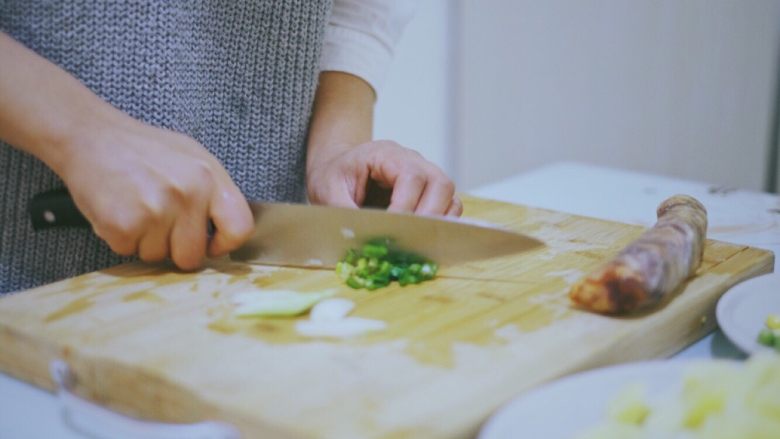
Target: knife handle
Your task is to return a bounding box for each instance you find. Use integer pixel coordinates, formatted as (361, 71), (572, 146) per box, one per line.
(29, 188), (217, 236)
(29, 188), (90, 230)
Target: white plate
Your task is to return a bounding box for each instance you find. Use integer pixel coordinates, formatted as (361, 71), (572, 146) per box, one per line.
(716, 272), (780, 355)
(479, 360), (704, 439)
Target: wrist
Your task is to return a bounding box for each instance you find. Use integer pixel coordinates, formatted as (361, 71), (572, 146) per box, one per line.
(0, 34), (134, 180)
(306, 139), (353, 171)
(41, 102), (130, 179)
(305, 72), (374, 177)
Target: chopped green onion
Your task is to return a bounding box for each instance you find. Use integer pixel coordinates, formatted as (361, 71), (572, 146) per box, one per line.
(336, 237), (438, 290)
(344, 249), (359, 265)
(362, 242), (389, 258)
(346, 277), (364, 289)
(389, 265), (405, 278)
(757, 328), (775, 347)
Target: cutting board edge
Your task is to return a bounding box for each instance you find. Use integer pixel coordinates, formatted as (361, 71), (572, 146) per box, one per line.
(0, 322), (312, 439)
(0, 323), (60, 392)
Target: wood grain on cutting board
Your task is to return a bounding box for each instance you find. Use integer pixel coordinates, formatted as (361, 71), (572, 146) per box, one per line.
(0, 196), (774, 438)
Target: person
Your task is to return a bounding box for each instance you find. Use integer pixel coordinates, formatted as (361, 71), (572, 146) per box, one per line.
(0, 0), (461, 294)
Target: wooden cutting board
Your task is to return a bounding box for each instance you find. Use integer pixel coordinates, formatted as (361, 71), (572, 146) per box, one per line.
(0, 196), (773, 438)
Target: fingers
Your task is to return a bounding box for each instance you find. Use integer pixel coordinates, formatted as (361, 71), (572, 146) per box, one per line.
(98, 181), (251, 268)
(387, 164), (458, 216)
(414, 173), (456, 216)
(361, 142), (456, 216)
(445, 195), (464, 217)
(87, 195), (146, 257)
(61, 121), (257, 270)
(323, 191), (361, 209)
(307, 162), (365, 209)
(93, 214), (142, 257)
(387, 172), (426, 213)
(169, 202), (209, 271)
(312, 179), (361, 209)
(136, 194), (173, 262)
(137, 224), (170, 262)
(308, 141), (459, 216)
(207, 182), (255, 258)
(389, 174), (459, 216)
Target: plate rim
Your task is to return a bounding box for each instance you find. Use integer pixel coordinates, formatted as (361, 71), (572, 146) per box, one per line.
(478, 358), (733, 439)
(715, 272), (780, 355)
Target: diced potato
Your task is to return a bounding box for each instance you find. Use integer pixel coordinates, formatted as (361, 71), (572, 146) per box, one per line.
(577, 354), (780, 439)
(766, 314), (780, 330)
(606, 383), (650, 425)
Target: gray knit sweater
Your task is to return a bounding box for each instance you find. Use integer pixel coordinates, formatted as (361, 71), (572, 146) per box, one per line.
(0, 0), (332, 293)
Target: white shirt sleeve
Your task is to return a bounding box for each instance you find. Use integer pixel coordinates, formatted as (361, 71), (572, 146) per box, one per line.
(319, 0), (420, 94)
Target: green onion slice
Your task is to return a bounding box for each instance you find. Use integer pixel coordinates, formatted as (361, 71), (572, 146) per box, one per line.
(336, 237), (438, 291)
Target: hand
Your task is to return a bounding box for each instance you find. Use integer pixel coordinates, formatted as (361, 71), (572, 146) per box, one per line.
(0, 34), (254, 270)
(306, 140), (463, 216)
(59, 116), (254, 270)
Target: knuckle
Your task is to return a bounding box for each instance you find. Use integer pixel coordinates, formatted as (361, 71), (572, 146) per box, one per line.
(103, 215), (142, 243)
(140, 197), (166, 222)
(192, 160), (215, 183)
(166, 162), (215, 202)
(365, 139), (386, 147)
(392, 144), (420, 158)
(165, 180), (188, 203)
(379, 139), (400, 148)
(441, 178), (456, 194)
(404, 169), (427, 184)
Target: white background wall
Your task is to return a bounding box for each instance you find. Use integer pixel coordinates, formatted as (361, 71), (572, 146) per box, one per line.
(374, 1), (780, 192)
(374, 0), (452, 175)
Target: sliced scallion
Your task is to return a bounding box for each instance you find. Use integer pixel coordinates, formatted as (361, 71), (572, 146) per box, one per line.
(336, 238), (438, 291)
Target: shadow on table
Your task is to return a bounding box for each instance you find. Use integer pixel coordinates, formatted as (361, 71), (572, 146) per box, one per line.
(709, 330), (748, 360)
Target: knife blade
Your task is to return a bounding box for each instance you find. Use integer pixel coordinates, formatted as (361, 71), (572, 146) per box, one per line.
(29, 188), (543, 268)
(230, 202), (542, 268)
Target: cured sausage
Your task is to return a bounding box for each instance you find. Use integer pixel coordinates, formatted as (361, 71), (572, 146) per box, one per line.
(569, 195), (708, 314)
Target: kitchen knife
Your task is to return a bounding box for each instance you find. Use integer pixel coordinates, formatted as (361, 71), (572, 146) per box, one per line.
(30, 188), (543, 268)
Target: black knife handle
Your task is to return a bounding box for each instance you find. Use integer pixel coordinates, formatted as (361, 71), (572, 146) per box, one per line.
(29, 188), (217, 236)
(29, 188), (90, 230)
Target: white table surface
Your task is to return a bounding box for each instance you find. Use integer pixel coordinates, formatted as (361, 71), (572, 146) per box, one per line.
(2, 162), (778, 438)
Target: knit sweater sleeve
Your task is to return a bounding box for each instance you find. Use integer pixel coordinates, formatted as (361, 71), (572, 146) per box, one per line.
(319, 0), (419, 94)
